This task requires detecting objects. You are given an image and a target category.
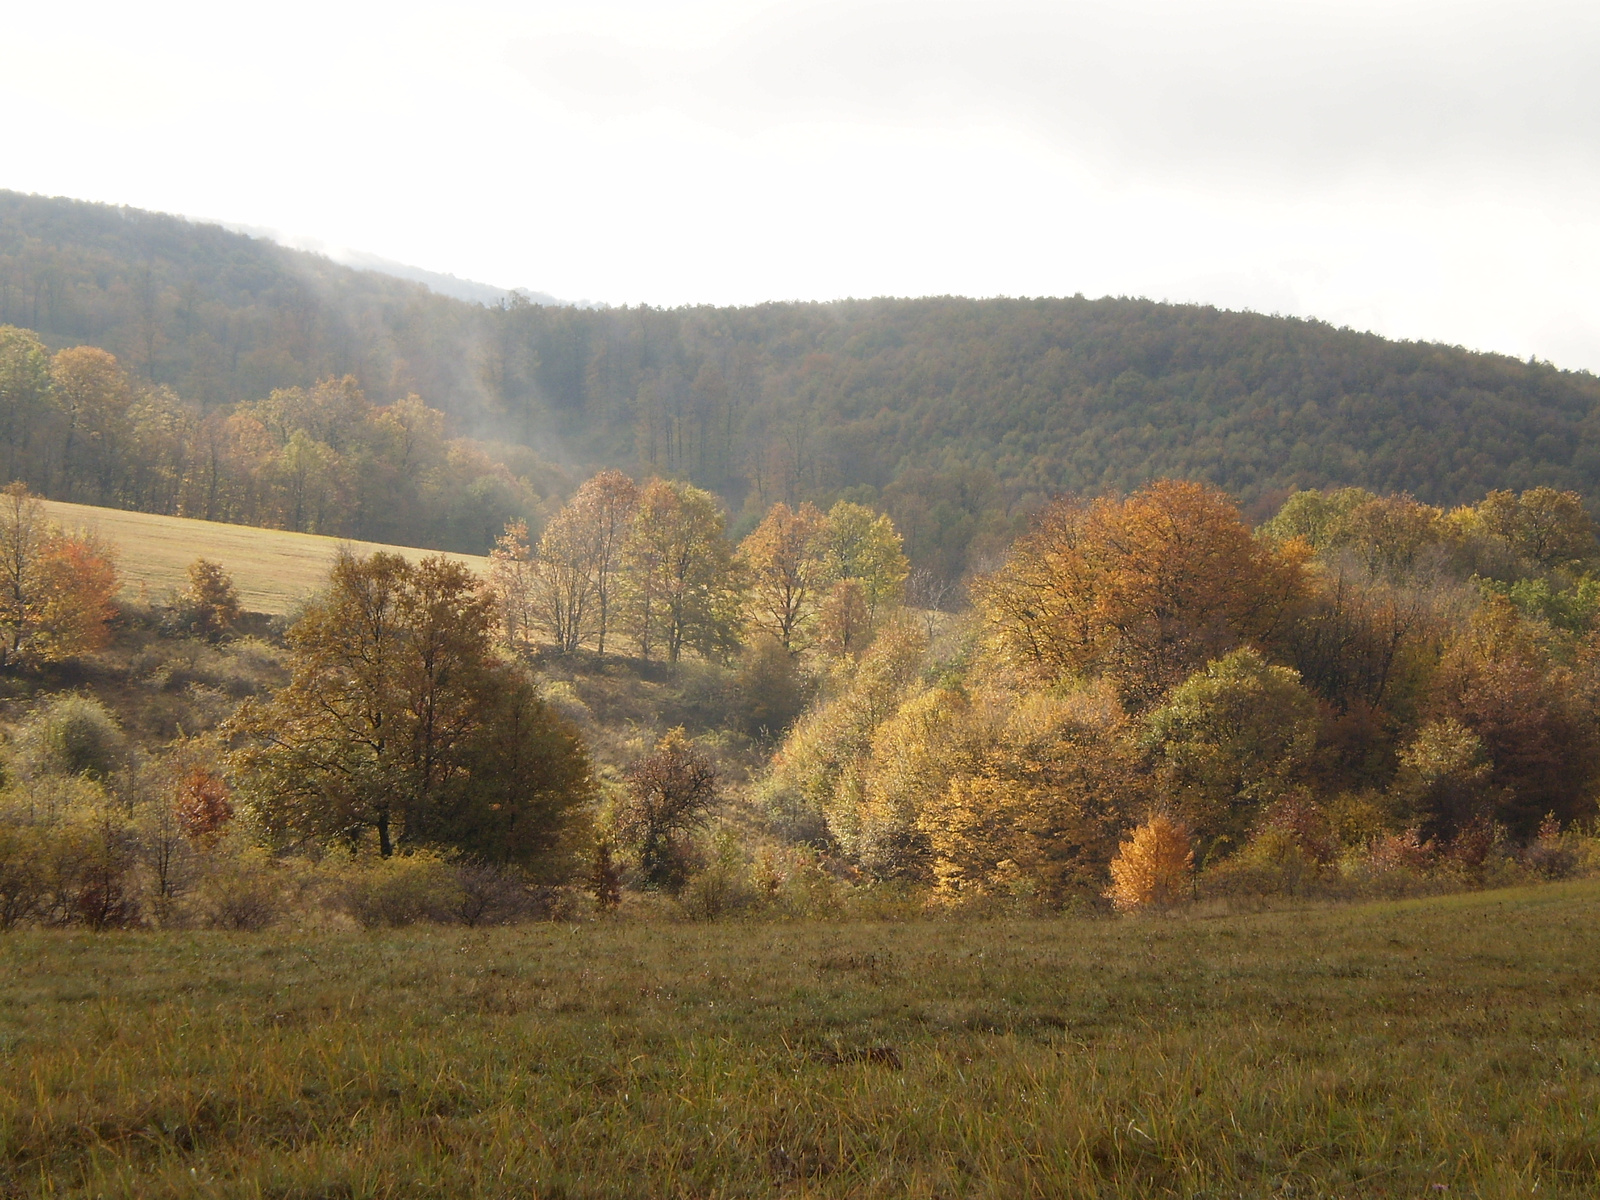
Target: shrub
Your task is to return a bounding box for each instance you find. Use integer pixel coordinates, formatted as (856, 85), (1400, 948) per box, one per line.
(45, 803), (142, 928)
(168, 558), (242, 640)
(194, 846), (285, 931)
(617, 729), (718, 893)
(452, 858), (534, 926)
(0, 809), (45, 929)
(1105, 814), (1194, 912)
(678, 829), (758, 920)
(339, 851), (465, 929)
(173, 766), (234, 842)
(1522, 814), (1580, 880)
(21, 695), (126, 780)
(1199, 828), (1323, 900)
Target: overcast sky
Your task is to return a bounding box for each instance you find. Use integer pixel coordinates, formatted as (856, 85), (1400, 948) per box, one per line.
(5, 0), (1599, 369)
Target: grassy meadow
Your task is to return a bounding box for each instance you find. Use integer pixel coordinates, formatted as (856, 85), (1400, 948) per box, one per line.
(40, 500), (490, 616)
(4, 883), (1600, 1198)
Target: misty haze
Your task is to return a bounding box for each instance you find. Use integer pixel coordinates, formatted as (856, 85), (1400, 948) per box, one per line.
(3, 2), (1600, 1197)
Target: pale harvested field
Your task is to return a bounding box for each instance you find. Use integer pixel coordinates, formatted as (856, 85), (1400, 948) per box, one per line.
(41, 501), (490, 616)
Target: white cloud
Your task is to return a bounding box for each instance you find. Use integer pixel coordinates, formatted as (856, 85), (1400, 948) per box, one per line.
(2, 0), (1598, 369)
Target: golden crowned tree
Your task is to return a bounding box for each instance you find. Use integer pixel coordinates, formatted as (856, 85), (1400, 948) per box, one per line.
(974, 480), (1307, 709)
(739, 501), (828, 652)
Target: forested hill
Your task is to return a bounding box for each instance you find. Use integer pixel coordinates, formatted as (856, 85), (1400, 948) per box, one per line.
(0, 189), (487, 410)
(6, 189), (1600, 578)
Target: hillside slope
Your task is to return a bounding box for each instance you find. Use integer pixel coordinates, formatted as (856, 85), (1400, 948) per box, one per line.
(8, 190), (1600, 576)
(42, 499), (489, 615)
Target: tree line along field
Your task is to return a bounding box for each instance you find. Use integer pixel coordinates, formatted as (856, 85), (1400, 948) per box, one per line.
(3, 882), (1600, 1198)
(40, 499), (489, 616)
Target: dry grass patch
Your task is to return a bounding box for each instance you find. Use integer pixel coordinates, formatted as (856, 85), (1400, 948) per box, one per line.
(41, 501), (489, 616)
(3, 882), (1600, 1196)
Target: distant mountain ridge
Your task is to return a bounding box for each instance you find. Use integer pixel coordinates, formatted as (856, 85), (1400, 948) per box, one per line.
(5, 188), (1600, 578)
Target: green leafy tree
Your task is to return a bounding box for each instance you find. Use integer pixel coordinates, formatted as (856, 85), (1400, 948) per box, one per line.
(1144, 648), (1319, 858)
(0, 326), (51, 486)
(49, 346), (131, 503)
(230, 550), (592, 868)
(1259, 488), (1376, 552)
(821, 501), (909, 620)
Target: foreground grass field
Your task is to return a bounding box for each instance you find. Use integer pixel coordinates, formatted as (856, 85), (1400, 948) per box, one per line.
(3, 884), (1599, 1199)
(40, 500), (490, 615)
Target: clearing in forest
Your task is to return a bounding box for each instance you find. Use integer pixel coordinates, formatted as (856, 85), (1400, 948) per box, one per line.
(40, 500), (490, 616)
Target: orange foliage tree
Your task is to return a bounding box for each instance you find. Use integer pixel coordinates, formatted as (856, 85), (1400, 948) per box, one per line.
(1104, 814), (1195, 911)
(0, 483), (119, 668)
(974, 480), (1307, 708)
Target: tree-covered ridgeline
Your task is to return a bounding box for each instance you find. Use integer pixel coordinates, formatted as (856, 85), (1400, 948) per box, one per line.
(7, 190), (1600, 578)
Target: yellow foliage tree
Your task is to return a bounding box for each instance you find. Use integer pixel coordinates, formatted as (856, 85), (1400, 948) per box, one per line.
(915, 685), (1138, 902)
(1104, 814), (1194, 912)
(739, 501), (828, 651)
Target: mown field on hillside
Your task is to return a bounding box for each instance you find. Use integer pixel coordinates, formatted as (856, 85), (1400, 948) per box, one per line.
(41, 500), (490, 615)
(4, 884), (1599, 1198)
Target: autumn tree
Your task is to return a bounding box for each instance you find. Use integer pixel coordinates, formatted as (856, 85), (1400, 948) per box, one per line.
(739, 501), (828, 651)
(1335, 495), (1444, 582)
(617, 728), (719, 891)
(230, 550), (593, 867)
(571, 470), (639, 655)
(820, 501), (909, 620)
(974, 481), (1307, 709)
(526, 470), (642, 654)
(489, 519), (538, 649)
(531, 503), (598, 653)
(172, 558), (241, 639)
(619, 479), (738, 662)
(817, 578), (872, 657)
(914, 684), (1140, 901)
(0, 483), (119, 669)
(1425, 598), (1600, 837)
(763, 616), (930, 850)
(1104, 814), (1194, 911)
(1477, 487), (1596, 568)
